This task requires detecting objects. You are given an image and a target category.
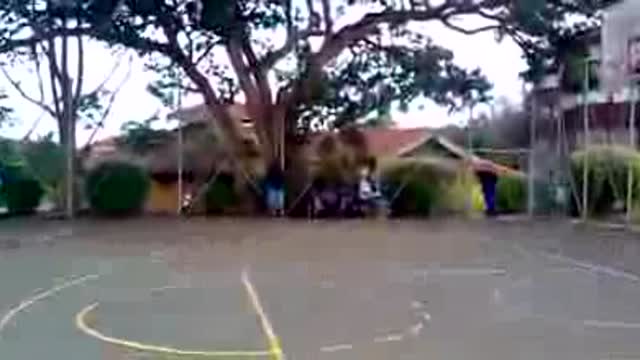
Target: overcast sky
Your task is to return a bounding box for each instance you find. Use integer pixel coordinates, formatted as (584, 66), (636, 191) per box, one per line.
(0, 12), (527, 144)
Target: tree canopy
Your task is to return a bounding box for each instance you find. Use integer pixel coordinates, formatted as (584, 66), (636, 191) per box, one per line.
(0, 0), (609, 163)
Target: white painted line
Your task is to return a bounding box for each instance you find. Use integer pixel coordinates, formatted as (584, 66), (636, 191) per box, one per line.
(409, 322), (423, 336)
(584, 320), (640, 330)
(544, 253), (640, 282)
(320, 344), (354, 353)
(421, 312), (432, 322)
(373, 333), (404, 343)
(149, 285), (183, 293)
(427, 268), (507, 276)
(0, 274), (100, 335)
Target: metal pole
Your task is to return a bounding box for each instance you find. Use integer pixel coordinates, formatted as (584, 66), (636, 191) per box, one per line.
(528, 85), (537, 217)
(466, 103), (474, 215)
(582, 59), (591, 221)
(627, 83), (637, 224)
(177, 75), (184, 215)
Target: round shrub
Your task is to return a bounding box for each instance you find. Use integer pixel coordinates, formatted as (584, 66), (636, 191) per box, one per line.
(571, 146), (640, 216)
(381, 158), (458, 217)
(205, 173), (238, 214)
(496, 174), (527, 213)
(3, 177), (43, 215)
(86, 161), (150, 216)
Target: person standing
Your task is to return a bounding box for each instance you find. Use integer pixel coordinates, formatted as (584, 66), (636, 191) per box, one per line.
(476, 165), (498, 217)
(264, 162), (285, 216)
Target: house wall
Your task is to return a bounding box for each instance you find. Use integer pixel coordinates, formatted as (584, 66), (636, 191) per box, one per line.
(146, 180), (180, 214)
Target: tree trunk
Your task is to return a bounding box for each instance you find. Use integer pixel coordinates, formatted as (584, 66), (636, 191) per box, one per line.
(61, 21), (76, 218)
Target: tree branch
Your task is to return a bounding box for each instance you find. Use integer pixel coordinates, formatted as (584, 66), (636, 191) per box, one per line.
(195, 40), (217, 65)
(31, 43), (46, 104)
(312, 3), (492, 69)
(45, 39), (63, 120)
(240, 33), (272, 103)
(258, 28), (323, 70)
(320, 0), (333, 38)
(0, 61), (56, 117)
(22, 111), (46, 141)
(83, 56), (134, 148)
(441, 18), (501, 35)
(226, 37), (260, 101)
(0, 26), (92, 54)
(73, 32), (84, 110)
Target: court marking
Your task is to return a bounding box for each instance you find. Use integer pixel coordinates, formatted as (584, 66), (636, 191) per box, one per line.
(242, 267), (284, 360)
(320, 343), (354, 353)
(373, 333), (404, 343)
(0, 274), (100, 336)
(584, 320), (640, 330)
(75, 302), (273, 357)
(543, 253), (640, 283)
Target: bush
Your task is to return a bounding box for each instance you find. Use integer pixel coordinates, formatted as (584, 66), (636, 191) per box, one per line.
(86, 161), (150, 216)
(441, 169), (485, 214)
(381, 158), (459, 217)
(3, 177), (43, 215)
(571, 146), (640, 216)
(205, 173), (238, 214)
(497, 175), (527, 213)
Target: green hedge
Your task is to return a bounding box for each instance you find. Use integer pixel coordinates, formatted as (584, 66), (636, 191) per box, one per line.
(497, 175), (527, 213)
(86, 161), (150, 216)
(571, 146), (640, 215)
(3, 177), (43, 215)
(381, 158), (483, 217)
(205, 173), (238, 214)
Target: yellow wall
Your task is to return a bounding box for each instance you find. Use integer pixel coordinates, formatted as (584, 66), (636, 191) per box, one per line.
(146, 180), (180, 214)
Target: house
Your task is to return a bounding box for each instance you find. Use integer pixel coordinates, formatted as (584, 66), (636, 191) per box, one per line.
(172, 103), (518, 175)
(351, 127), (519, 175)
(84, 122), (226, 214)
(534, 0), (640, 151)
(82, 104), (516, 214)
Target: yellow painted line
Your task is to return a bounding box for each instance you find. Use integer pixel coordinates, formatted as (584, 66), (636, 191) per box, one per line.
(75, 302), (272, 357)
(241, 268), (284, 360)
(0, 274), (100, 336)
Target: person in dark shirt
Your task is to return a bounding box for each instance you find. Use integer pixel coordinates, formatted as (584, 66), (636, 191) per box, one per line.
(264, 162), (285, 216)
(476, 168), (498, 217)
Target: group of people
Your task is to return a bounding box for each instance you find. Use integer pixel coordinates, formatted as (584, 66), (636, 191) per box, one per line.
(261, 161), (386, 218)
(262, 160), (501, 218)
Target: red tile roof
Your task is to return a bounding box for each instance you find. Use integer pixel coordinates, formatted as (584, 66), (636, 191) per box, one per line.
(360, 127), (432, 157)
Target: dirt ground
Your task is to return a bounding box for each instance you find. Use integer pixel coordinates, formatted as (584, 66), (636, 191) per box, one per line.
(2, 217), (640, 360)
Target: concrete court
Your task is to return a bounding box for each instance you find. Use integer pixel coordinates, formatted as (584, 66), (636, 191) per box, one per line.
(1, 217), (640, 360)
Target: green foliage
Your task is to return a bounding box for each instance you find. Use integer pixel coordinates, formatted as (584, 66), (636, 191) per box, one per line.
(497, 175), (527, 213)
(314, 130), (371, 185)
(2, 176), (43, 215)
(302, 40), (493, 129)
(75, 0), (605, 134)
(205, 174), (238, 214)
(571, 146), (640, 216)
(0, 90), (13, 127)
(119, 117), (171, 154)
(86, 161), (150, 216)
(382, 159), (458, 217)
(0, 135), (65, 204)
(20, 134), (65, 198)
(441, 169), (485, 214)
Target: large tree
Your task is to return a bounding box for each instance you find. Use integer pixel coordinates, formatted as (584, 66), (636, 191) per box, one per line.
(0, 0), (133, 216)
(5, 0), (607, 169)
